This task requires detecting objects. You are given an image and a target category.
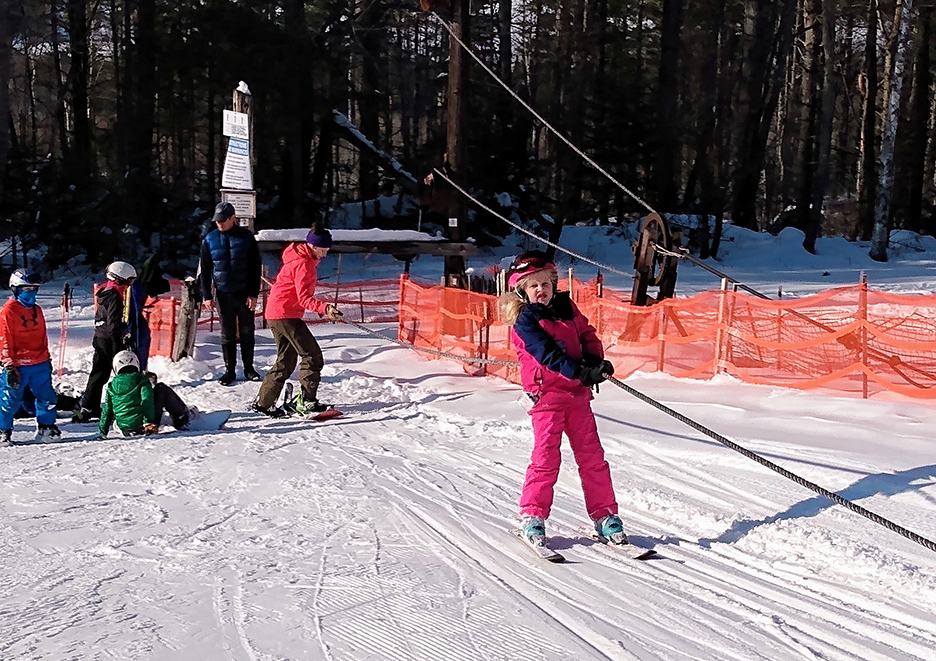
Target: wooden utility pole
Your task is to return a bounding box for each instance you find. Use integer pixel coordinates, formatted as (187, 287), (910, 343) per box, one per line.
(221, 82), (257, 231)
(444, 0), (469, 288)
(233, 85), (254, 170)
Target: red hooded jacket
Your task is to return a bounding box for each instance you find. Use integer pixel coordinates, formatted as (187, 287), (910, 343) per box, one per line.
(264, 243), (328, 320)
(0, 297), (51, 367)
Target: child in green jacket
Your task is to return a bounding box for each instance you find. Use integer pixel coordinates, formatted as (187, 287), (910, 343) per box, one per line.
(99, 351), (192, 437)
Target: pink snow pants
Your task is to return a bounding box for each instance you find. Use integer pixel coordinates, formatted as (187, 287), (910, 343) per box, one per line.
(518, 391), (618, 521)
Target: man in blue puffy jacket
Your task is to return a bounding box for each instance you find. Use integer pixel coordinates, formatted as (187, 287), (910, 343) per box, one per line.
(198, 202), (262, 385)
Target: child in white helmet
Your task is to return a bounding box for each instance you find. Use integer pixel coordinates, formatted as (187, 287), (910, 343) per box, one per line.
(0, 269), (61, 444)
(98, 350), (193, 438)
(73, 261), (139, 422)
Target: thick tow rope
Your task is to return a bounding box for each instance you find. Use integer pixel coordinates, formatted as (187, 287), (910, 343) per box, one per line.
(338, 318), (936, 554)
(606, 374), (936, 554)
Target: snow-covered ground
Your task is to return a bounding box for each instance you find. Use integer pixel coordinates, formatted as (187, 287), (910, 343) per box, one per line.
(2, 226), (936, 660)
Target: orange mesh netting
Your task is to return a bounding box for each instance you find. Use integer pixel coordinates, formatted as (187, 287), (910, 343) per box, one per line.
(195, 278), (403, 329)
(92, 282), (178, 359)
(398, 276), (936, 401)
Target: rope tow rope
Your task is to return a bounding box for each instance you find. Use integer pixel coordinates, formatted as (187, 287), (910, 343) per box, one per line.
(605, 374), (936, 554)
(431, 12), (657, 217)
(334, 320), (936, 554)
(431, 168), (634, 279)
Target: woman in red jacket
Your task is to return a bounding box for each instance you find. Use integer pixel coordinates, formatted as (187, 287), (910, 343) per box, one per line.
(252, 225), (342, 417)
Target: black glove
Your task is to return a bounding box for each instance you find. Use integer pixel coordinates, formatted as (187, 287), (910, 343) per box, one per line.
(582, 353), (603, 368)
(5, 366), (21, 390)
(577, 360), (614, 388)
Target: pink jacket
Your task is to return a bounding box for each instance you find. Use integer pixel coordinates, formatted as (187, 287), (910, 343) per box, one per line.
(264, 243), (328, 320)
(511, 293), (603, 399)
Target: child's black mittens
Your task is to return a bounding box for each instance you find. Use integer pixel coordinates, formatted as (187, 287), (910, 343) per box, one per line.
(576, 359), (614, 388)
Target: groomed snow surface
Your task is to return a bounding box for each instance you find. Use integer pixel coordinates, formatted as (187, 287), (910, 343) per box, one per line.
(3, 226), (936, 660)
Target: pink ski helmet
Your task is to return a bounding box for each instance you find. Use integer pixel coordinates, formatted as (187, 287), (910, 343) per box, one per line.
(506, 250), (557, 291)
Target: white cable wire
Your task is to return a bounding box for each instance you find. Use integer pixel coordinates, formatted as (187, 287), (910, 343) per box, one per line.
(433, 168), (634, 279)
(432, 11), (657, 217)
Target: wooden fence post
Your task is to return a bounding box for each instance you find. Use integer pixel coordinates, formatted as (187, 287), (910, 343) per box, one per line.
(657, 306), (668, 372)
(714, 278), (729, 376)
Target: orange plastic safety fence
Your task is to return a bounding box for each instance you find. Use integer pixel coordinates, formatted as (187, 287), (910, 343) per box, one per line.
(146, 298), (177, 357)
(92, 283), (177, 359)
(194, 278), (403, 328)
(397, 276), (936, 401)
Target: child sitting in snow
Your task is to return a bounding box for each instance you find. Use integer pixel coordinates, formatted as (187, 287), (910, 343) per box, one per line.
(498, 250), (625, 546)
(98, 350), (193, 438)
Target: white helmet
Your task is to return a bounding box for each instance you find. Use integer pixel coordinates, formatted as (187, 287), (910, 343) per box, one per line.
(112, 350), (141, 375)
(106, 261), (137, 283)
(9, 268), (41, 290)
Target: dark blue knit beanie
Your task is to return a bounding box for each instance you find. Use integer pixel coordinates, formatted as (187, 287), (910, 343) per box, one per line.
(306, 228), (333, 248)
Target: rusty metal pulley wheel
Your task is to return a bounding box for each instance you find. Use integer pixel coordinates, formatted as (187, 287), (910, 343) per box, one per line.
(633, 213), (674, 287)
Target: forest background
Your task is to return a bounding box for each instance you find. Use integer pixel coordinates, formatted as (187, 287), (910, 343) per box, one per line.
(1, 0), (934, 276)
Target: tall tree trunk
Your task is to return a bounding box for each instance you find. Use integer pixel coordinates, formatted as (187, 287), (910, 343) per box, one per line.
(655, 0), (682, 208)
(129, 0), (156, 177)
(23, 33), (38, 156)
(65, 0), (92, 173)
(496, 0), (518, 182)
(731, 0), (797, 230)
(682, 0), (722, 213)
(498, 0), (511, 87)
(108, 0), (123, 171)
(357, 0), (384, 206)
(284, 0), (312, 223)
(0, 1), (16, 204)
(803, 0), (838, 253)
(794, 0), (821, 237)
(709, 5), (740, 260)
(905, 1), (933, 232)
(49, 0), (69, 160)
(207, 60), (216, 199)
(858, 0), (878, 240)
(871, 0), (915, 262)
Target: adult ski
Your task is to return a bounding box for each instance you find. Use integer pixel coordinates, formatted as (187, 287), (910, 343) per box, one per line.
(511, 529), (566, 563)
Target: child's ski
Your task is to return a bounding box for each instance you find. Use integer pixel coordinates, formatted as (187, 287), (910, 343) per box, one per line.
(598, 539), (656, 560)
(511, 529), (566, 563)
(584, 529), (656, 560)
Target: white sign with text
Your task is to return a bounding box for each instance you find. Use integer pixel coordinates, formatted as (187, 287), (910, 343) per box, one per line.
(221, 137), (253, 190)
(222, 110), (249, 139)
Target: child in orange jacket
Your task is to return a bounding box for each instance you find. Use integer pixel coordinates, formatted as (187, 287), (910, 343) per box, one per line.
(0, 269), (60, 445)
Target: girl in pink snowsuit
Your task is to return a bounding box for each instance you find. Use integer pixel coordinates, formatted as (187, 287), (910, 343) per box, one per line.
(499, 250), (626, 544)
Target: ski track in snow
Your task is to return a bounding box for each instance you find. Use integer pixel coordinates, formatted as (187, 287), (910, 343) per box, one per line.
(0, 321), (935, 659)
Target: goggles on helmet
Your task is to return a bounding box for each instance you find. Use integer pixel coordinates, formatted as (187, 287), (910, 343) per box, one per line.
(507, 251), (556, 291)
(510, 253), (551, 273)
